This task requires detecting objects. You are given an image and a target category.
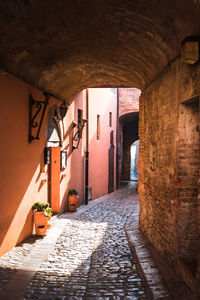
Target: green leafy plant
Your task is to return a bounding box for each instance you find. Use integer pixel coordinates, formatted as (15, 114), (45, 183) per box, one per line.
(32, 202), (52, 217)
(68, 189), (78, 196)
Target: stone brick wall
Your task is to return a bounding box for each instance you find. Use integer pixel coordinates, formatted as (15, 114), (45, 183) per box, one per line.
(119, 88), (140, 117)
(119, 88), (140, 180)
(139, 58), (200, 294)
(177, 99), (199, 263)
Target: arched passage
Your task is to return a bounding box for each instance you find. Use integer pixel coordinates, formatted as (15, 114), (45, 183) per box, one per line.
(0, 0), (199, 293)
(130, 140), (139, 180)
(120, 112), (139, 181)
(0, 1), (200, 99)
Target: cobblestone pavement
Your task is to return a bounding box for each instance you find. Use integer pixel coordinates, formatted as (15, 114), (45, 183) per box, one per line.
(21, 188), (146, 299)
(0, 184), (196, 300)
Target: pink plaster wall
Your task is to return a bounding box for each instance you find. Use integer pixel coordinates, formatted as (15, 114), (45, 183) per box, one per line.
(88, 88), (117, 199)
(61, 88), (117, 204)
(59, 90), (86, 210)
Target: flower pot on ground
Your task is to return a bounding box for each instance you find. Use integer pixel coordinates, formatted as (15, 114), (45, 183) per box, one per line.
(32, 202), (52, 236)
(68, 189), (80, 212)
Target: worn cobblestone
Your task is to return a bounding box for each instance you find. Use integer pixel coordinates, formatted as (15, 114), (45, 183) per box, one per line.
(22, 190), (146, 299)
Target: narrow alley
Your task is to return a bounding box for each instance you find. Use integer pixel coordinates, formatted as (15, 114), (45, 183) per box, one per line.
(1, 2), (200, 297)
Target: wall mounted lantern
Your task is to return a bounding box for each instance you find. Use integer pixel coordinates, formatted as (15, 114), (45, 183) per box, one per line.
(59, 101), (69, 119)
(72, 119), (87, 151)
(28, 92), (52, 143)
(29, 92), (69, 143)
(181, 35), (200, 64)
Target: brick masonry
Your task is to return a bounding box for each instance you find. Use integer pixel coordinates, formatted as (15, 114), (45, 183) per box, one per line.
(119, 88), (140, 117)
(119, 88), (140, 180)
(139, 57), (200, 295)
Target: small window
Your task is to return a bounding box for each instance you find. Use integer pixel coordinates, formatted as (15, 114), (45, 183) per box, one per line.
(78, 109), (83, 124)
(97, 115), (100, 140)
(109, 112), (112, 127)
(78, 109), (83, 138)
(110, 130), (114, 145)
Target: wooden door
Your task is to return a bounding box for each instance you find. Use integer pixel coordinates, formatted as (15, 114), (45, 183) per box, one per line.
(48, 147), (61, 214)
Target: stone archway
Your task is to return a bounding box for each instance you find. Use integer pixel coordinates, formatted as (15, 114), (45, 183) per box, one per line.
(0, 1), (200, 100)
(120, 112), (139, 181)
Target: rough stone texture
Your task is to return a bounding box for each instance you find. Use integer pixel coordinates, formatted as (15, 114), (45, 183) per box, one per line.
(0, 1), (200, 100)
(119, 88), (140, 181)
(139, 57), (200, 295)
(124, 192), (170, 299)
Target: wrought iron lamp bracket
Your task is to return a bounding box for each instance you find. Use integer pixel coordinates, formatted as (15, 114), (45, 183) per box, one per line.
(28, 92), (52, 143)
(72, 119), (87, 151)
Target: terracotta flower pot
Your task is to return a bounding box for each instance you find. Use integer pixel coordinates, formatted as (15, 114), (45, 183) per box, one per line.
(68, 195), (80, 212)
(33, 211), (50, 236)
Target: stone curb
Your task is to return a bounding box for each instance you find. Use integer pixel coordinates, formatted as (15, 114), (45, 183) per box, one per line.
(125, 214), (170, 300)
(124, 212), (199, 300)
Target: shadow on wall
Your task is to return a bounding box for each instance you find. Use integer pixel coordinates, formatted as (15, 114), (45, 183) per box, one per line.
(59, 88), (117, 211)
(0, 84), (117, 256)
(0, 71), (61, 256)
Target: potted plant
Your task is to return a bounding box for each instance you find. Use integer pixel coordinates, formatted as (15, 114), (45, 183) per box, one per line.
(68, 189), (80, 212)
(32, 202), (52, 236)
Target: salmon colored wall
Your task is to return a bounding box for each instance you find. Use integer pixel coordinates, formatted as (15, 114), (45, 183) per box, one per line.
(0, 70), (60, 256)
(59, 88), (117, 208)
(0, 72), (117, 257)
(50, 147), (61, 213)
(59, 90), (86, 211)
(88, 88), (117, 199)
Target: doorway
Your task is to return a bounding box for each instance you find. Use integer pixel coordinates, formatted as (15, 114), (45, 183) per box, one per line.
(108, 130), (115, 193)
(47, 117), (62, 214)
(130, 140), (139, 181)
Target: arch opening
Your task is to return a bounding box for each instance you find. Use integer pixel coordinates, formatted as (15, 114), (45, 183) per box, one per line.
(130, 140), (139, 181)
(120, 111), (139, 181)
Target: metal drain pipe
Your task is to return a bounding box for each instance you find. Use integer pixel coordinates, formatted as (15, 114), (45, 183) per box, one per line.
(85, 88), (89, 205)
(116, 88), (120, 189)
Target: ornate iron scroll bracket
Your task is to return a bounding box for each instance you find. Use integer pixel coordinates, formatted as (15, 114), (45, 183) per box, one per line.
(28, 92), (52, 143)
(72, 119), (87, 151)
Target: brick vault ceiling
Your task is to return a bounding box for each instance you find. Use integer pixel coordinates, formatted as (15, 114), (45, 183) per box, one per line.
(0, 0), (200, 101)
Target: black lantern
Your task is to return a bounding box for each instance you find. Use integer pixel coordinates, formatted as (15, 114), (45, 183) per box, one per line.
(59, 101), (68, 119)
(72, 119), (87, 151)
(28, 92), (52, 143)
(181, 35), (200, 64)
